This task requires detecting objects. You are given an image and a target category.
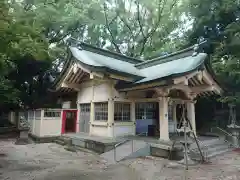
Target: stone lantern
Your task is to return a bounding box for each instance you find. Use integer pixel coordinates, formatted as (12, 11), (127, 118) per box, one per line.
(15, 114), (30, 145)
(227, 104), (240, 148)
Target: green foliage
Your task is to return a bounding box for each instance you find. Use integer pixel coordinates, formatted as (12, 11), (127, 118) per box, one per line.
(6, 0), (240, 111)
(0, 0), (51, 109)
(186, 0), (240, 105)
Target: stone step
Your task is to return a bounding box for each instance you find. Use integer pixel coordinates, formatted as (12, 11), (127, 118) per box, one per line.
(54, 136), (72, 146)
(190, 144), (229, 155)
(191, 148), (231, 161)
(189, 141), (231, 161)
(205, 148), (231, 159)
(54, 139), (66, 146)
(190, 139), (228, 151)
(59, 135), (71, 142)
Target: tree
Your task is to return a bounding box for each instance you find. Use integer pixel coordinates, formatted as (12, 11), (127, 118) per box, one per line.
(0, 0), (51, 110)
(29, 0), (187, 57)
(0, 0), (189, 110)
(186, 0), (240, 105)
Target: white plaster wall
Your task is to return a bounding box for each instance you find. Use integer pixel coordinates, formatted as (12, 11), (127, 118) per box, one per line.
(29, 118), (34, 133)
(62, 101), (71, 109)
(40, 118), (62, 137)
(33, 120), (41, 137)
(77, 86), (93, 103)
(93, 83), (111, 101)
(77, 82), (112, 103)
(91, 126), (108, 137)
(113, 122), (135, 137)
(113, 90), (127, 101)
(113, 89), (146, 101)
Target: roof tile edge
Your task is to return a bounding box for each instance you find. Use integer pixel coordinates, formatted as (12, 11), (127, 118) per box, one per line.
(135, 40), (208, 69)
(68, 37), (144, 64)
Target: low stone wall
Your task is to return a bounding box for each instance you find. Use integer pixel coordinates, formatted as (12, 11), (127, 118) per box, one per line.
(28, 133), (59, 143)
(150, 144), (183, 160)
(71, 138), (116, 154)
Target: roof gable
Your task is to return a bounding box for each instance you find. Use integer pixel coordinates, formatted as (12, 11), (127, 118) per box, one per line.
(52, 39), (222, 94)
(69, 39), (143, 64)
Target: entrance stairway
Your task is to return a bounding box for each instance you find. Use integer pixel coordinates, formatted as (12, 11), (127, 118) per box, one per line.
(100, 140), (150, 164)
(54, 136), (71, 146)
(189, 137), (232, 161)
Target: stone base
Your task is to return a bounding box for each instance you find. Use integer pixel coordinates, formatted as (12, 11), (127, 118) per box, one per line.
(71, 138), (116, 154)
(150, 145), (183, 160)
(28, 133), (59, 143)
(178, 155), (196, 165)
(15, 138), (30, 145)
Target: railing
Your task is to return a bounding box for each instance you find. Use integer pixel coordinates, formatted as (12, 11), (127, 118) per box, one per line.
(136, 132), (148, 136)
(113, 132), (148, 162)
(213, 126), (238, 147)
(215, 127), (236, 138)
(114, 139), (131, 162)
(189, 138), (209, 162)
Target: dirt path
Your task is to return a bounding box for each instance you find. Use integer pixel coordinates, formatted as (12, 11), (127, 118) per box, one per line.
(1, 138), (240, 180)
(0, 139), (139, 180)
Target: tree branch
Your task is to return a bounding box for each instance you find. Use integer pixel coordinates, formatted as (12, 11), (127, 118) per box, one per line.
(103, 3), (122, 54)
(138, 0), (178, 56)
(136, 1), (146, 39)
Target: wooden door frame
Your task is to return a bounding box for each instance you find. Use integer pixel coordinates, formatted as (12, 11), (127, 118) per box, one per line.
(61, 110), (77, 134)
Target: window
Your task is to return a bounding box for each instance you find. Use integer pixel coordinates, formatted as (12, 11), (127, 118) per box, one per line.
(168, 103), (173, 121)
(35, 110), (41, 120)
(135, 102), (157, 120)
(28, 111), (34, 120)
(114, 103), (131, 121)
(135, 103), (145, 120)
(80, 104), (90, 113)
(44, 110), (61, 117)
(94, 102), (108, 121)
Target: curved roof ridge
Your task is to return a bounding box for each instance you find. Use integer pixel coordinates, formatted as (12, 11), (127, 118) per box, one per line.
(135, 40), (208, 69)
(68, 38), (144, 64)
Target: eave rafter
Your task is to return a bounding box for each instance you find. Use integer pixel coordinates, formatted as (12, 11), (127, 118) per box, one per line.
(56, 61), (105, 91)
(172, 69), (222, 96)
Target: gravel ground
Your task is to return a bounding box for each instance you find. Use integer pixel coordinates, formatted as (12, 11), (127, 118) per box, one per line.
(1, 137), (240, 180)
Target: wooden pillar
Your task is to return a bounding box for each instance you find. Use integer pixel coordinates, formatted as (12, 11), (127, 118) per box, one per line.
(89, 81), (95, 135)
(131, 101), (136, 135)
(40, 109), (44, 137)
(76, 102), (80, 133)
(159, 97), (170, 141)
(187, 102), (196, 136)
(89, 101), (94, 135)
(172, 103), (177, 132)
(107, 99), (114, 137)
(33, 110), (36, 135)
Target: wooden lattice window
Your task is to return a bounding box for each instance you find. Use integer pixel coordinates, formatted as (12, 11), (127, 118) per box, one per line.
(168, 103), (173, 120)
(80, 104), (90, 113)
(114, 103), (131, 121)
(135, 102), (157, 120)
(94, 102), (108, 121)
(44, 110), (61, 117)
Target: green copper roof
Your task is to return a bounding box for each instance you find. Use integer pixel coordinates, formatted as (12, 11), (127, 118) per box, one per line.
(135, 53), (207, 84)
(69, 41), (208, 84)
(70, 46), (144, 78)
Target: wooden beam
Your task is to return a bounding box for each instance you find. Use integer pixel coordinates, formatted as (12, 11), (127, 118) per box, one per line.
(190, 85), (214, 93)
(60, 82), (80, 91)
(169, 84), (192, 93)
(56, 64), (74, 90)
(202, 70), (222, 94)
(109, 74), (134, 82)
(173, 71), (200, 84)
(202, 71), (213, 85)
(118, 80), (167, 92)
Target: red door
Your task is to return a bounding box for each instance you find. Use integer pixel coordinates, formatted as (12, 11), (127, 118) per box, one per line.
(61, 110), (77, 134)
